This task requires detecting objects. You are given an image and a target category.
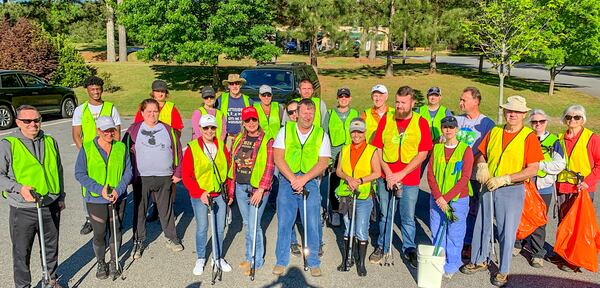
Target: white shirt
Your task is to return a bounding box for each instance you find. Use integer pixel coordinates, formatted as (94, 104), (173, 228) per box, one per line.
(72, 102), (122, 126)
(273, 124), (332, 158)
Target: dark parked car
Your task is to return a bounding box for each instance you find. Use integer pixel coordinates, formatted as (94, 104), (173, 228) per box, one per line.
(239, 62), (320, 104)
(0, 70), (77, 129)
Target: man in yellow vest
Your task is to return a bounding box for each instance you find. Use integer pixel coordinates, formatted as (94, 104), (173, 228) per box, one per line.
(460, 96), (544, 287)
(361, 84), (394, 144)
(0, 105), (65, 288)
(218, 74), (253, 151)
(272, 98), (331, 277)
(72, 76), (122, 236)
(370, 86), (433, 268)
(254, 84), (283, 140)
(286, 79), (328, 128)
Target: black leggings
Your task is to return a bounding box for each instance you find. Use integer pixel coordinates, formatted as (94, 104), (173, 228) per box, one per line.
(86, 200), (125, 263)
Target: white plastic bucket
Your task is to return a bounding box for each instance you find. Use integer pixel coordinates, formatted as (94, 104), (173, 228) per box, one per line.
(417, 244), (446, 288)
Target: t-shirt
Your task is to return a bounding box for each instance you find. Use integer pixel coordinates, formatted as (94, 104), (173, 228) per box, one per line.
(371, 114), (433, 186)
(478, 128), (545, 173)
(218, 96), (253, 135)
(72, 102), (122, 126)
(235, 136), (258, 184)
(273, 125), (332, 158)
(134, 105), (184, 131)
(135, 122), (174, 176)
(455, 113), (495, 156)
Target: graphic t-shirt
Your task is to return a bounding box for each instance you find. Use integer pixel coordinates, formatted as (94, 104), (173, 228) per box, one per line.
(234, 136), (258, 184)
(221, 96), (252, 135)
(135, 122), (173, 176)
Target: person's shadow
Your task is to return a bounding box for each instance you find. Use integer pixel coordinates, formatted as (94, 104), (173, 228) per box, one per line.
(261, 266), (320, 288)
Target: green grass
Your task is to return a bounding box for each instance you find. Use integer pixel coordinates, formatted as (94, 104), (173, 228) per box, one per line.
(75, 54), (600, 134)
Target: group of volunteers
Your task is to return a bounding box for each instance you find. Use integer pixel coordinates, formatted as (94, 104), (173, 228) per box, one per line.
(1, 72), (598, 288)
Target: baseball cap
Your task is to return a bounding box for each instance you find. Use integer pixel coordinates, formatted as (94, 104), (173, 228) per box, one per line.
(349, 117), (366, 133)
(337, 87), (351, 97)
(371, 84), (388, 94)
(440, 116), (458, 128)
(427, 86), (441, 96)
(200, 114), (217, 128)
(151, 80), (168, 91)
(201, 86), (216, 98)
(259, 85), (272, 95)
(96, 116), (116, 131)
(242, 107), (259, 121)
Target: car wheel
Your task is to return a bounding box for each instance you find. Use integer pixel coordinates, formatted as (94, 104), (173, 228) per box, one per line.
(61, 97), (76, 118)
(0, 105), (14, 130)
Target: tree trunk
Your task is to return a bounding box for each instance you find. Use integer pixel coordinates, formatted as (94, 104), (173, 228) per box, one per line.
(429, 47), (436, 73)
(385, 0), (395, 77)
(497, 66), (505, 124)
(368, 27), (377, 62)
(478, 54), (484, 73)
(296, 39), (302, 52)
(106, 2), (115, 62)
(212, 63), (219, 88)
(310, 33), (318, 73)
(402, 29), (407, 65)
(117, 0), (127, 62)
(360, 27), (368, 58)
(549, 67), (556, 96)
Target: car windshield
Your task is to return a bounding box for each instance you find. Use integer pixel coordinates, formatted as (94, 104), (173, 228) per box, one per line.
(240, 69), (293, 91)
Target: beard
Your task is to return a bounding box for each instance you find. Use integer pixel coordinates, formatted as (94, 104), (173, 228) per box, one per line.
(395, 109), (411, 120)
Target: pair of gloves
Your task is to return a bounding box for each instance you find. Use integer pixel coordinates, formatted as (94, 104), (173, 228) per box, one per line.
(476, 163), (512, 191)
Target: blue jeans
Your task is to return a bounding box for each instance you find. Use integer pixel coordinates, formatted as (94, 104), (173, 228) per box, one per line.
(275, 173), (321, 268)
(235, 184), (269, 268)
(465, 180), (482, 245)
(343, 197), (373, 241)
(376, 179), (419, 253)
(190, 196), (226, 260)
(430, 196), (469, 274)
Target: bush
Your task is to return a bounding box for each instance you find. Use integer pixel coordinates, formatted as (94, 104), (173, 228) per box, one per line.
(51, 35), (93, 87)
(98, 71), (120, 93)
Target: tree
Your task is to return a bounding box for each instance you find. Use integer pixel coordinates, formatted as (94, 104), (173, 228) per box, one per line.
(463, 0), (559, 123)
(117, 0), (127, 62)
(106, 0), (115, 62)
(352, 1), (387, 61)
(385, 0), (394, 76)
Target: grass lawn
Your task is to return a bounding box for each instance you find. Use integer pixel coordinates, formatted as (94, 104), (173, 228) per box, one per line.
(75, 54), (600, 134)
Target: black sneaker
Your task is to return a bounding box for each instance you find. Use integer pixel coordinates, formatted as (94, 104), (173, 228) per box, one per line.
(96, 261), (109, 280)
(369, 247), (384, 264)
(109, 260), (119, 277)
(133, 241), (145, 259)
(80, 220), (93, 235)
(318, 244), (324, 257)
(405, 248), (418, 269)
(291, 243), (301, 257)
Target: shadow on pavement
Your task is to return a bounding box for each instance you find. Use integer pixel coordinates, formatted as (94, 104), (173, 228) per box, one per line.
(507, 274), (600, 288)
(261, 266), (320, 288)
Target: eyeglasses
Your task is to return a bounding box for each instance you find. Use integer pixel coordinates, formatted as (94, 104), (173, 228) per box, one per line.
(287, 109), (297, 115)
(564, 115), (583, 121)
(441, 125), (456, 129)
(229, 82), (241, 86)
(244, 118), (258, 123)
(203, 96), (215, 100)
(260, 93), (272, 97)
(338, 95), (351, 99)
(17, 118), (41, 124)
(202, 126), (217, 131)
(530, 119), (547, 125)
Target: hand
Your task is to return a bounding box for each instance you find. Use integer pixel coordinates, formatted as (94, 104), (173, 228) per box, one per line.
(250, 188), (264, 206)
(108, 189), (118, 204)
(200, 192), (209, 205)
(476, 163), (491, 184)
(20, 186), (35, 202)
(385, 173), (400, 188)
(101, 185), (110, 201)
(486, 175), (512, 191)
(228, 196), (234, 206)
(435, 197), (449, 212)
(291, 175), (307, 192)
(347, 177), (361, 191)
(172, 176), (181, 184)
(577, 181), (589, 192)
(58, 201), (66, 211)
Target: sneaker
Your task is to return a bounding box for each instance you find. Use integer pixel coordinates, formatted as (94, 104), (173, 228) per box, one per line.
(310, 267), (322, 277)
(512, 247), (521, 257)
(405, 248), (418, 269)
(443, 273), (454, 279)
(318, 243), (324, 257)
(547, 254), (564, 264)
(331, 213), (341, 227)
(193, 258), (205, 275)
(530, 257), (543, 268)
(133, 241), (145, 259)
(558, 262), (581, 272)
(491, 273), (508, 287)
(461, 244), (471, 259)
(108, 260), (119, 277)
(291, 243), (302, 257)
(272, 265), (285, 275)
(369, 247), (384, 264)
(95, 261), (109, 280)
(80, 220), (93, 235)
(211, 258), (232, 272)
(239, 261), (250, 269)
(460, 262), (488, 275)
(166, 239), (184, 252)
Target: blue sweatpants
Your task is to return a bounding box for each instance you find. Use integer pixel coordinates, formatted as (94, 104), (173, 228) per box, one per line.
(430, 196), (469, 274)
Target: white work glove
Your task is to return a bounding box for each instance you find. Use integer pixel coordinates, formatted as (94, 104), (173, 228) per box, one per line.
(486, 175), (512, 191)
(476, 163), (491, 184)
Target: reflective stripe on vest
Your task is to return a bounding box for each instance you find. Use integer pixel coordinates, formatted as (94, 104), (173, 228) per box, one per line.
(189, 139), (228, 193)
(336, 143), (377, 200)
(284, 122), (324, 173)
(364, 106), (394, 143)
(294, 97), (322, 127)
(418, 105), (447, 141)
(557, 128), (593, 183)
(486, 125), (533, 177)
(81, 101), (113, 144)
(228, 133), (270, 188)
(4, 136), (60, 196)
(159, 101), (174, 126)
(537, 133), (559, 178)
(199, 107), (224, 140)
(432, 142), (472, 201)
(219, 92), (250, 116)
(328, 108), (359, 147)
(254, 102), (281, 140)
(382, 113), (422, 164)
(82, 140), (126, 197)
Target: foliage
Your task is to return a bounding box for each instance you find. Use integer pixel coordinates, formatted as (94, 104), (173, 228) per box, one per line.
(98, 71), (120, 93)
(51, 35), (94, 87)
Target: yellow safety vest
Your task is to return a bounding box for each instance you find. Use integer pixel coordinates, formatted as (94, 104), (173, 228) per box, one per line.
(188, 139), (228, 193)
(82, 140), (126, 197)
(254, 102), (281, 140)
(418, 105), (448, 142)
(158, 101), (175, 126)
(336, 143), (377, 200)
(199, 107), (225, 140)
(486, 125), (533, 177)
(228, 133), (270, 188)
(81, 101), (114, 144)
(328, 108), (359, 147)
(381, 113), (422, 164)
(432, 142), (472, 201)
(284, 122), (324, 173)
(219, 92), (250, 116)
(364, 106), (394, 143)
(557, 128), (594, 183)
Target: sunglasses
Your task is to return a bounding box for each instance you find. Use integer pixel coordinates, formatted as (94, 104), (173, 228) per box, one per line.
(244, 118), (258, 123)
(203, 96), (215, 100)
(202, 126), (217, 131)
(18, 118), (41, 124)
(564, 115), (583, 121)
(530, 119), (547, 125)
(101, 129), (116, 134)
(287, 109), (297, 115)
(260, 93), (272, 97)
(338, 94), (351, 99)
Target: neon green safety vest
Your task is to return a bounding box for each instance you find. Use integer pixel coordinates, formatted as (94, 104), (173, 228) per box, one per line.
(219, 92), (250, 116)
(81, 101), (114, 144)
(294, 97), (322, 128)
(4, 136), (60, 196)
(432, 142), (473, 201)
(537, 133), (559, 178)
(418, 105), (448, 142)
(328, 108), (359, 147)
(228, 133), (270, 188)
(336, 143), (377, 200)
(188, 139), (228, 193)
(364, 107), (394, 143)
(82, 140), (126, 197)
(381, 113), (422, 164)
(159, 101), (175, 126)
(254, 102), (281, 140)
(199, 107), (225, 140)
(284, 122), (324, 173)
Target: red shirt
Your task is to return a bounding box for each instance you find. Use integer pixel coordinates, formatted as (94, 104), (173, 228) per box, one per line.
(428, 145), (474, 201)
(478, 128), (545, 169)
(182, 138), (232, 199)
(556, 129), (600, 193)
(134, 105), (184, 131)
(371, 114), (433, 186)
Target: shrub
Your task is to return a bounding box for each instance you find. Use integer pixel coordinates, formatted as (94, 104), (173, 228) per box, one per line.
(51, 35), (93, 87)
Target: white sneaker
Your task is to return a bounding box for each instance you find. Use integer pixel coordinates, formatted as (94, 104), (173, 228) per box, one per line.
(212, 258), (232, 272)
(193, 258), (205, 275)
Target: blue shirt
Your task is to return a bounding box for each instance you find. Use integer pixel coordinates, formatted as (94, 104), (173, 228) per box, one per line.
(217, 95), (253, 135)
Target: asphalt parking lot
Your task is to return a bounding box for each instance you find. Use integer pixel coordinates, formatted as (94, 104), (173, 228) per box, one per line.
(0, 117), (598, 288)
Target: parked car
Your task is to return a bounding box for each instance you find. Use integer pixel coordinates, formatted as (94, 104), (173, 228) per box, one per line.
(239, 62), (321, 104)
(0, 70), (77, 129)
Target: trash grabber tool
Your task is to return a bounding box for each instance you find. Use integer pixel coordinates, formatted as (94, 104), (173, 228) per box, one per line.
(31, 190), (52, 287)
(383, 185), (398, 267)
(208, 196), (222, 285)
(110, 202), (125, 280)
(250, 195), (260, 281)
(302, 188), (310, 271)
(344, 190), (359, 271)
(323, 166), (333, 226)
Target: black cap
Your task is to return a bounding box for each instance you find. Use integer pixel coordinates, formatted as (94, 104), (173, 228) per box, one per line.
(337, 87), (351, 97)
(201, 86), (216, 98)
(440, 116), (458, 127)
(427, 86), (441, 96)
(152, 80), (168, 91)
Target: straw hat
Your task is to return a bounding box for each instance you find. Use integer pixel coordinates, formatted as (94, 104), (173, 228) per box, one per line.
(222, 74), (246, 86)
(500, 95), (530, 112)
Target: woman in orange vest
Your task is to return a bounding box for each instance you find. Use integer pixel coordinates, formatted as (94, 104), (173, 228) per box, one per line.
(551, 104), (600, 272)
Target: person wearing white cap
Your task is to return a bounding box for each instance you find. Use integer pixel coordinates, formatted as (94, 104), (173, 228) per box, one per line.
(74, 115), (132, 280)
(460, 95), (544, 287)
(360, 84), (394, 143)
(182, 113), (233, 275)
(335, 117), (381, 277)
(254, 84), (283, 140)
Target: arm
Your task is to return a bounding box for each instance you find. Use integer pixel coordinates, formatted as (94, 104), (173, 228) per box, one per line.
(53, 138), (65, 201)
(74, 148), (104, 197)
(320, 100), (328, 127)
(583, 134), (600, 188)
(172, 126), (183, 178)
(274, 148), (296, 182)
(509, 162), (539, 183)
(72, 125), (83, 149)
(302, 157), (329, 182)
(115, 125), (121, 142)
(540, 145), (566, 175)
(0, 140), (21, 193)
(191, 110), (201, 139)
(116, 150), (133, 196)
(378, 148), (393, 177)
(363, 150), (382, 183)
